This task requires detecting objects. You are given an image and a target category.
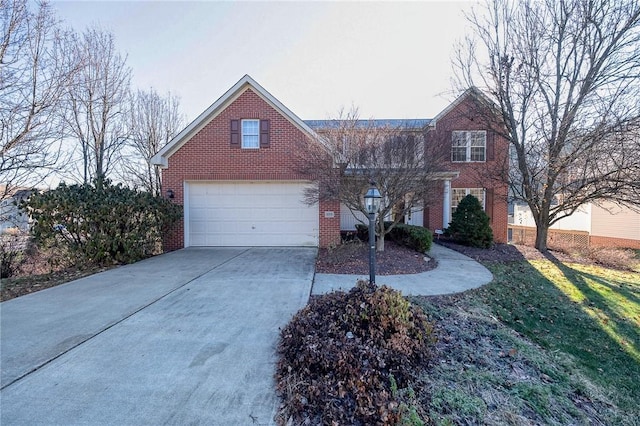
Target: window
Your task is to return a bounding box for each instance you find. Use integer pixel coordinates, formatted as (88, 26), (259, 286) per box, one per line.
(452, 188), (485, 216)
(241, 119), (260, 149)
(451, 130), (486, 162)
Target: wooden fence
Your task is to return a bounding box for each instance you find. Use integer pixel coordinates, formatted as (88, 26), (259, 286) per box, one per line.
(508, 225), (591, 249)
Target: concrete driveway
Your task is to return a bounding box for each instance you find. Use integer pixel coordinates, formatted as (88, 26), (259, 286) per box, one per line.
(1, 247), (316, 425)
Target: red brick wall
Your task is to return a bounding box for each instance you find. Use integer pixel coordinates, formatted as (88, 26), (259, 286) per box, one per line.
(319, 199), (341, 247)
(424, 95), (509, 243)
(589, 235), (640, 250)
(161, 88), (340, 250)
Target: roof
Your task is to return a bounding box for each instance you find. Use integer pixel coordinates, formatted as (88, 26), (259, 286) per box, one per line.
(429, 87), (496, 128)
(305, 119), (431, 130)
(151, 75), (320, 168)
(0, 185), (34, 198)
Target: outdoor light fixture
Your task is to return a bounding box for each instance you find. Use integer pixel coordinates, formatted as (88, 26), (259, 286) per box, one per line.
(364, 183), (382, 285)
(364, 186), (382, 215)
(166, 189), (175, 199)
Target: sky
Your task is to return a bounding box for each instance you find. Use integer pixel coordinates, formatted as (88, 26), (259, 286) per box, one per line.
(51, 0), (475, 123)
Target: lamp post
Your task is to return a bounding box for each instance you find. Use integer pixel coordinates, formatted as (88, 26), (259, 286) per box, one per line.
(364, 183), (382, 285)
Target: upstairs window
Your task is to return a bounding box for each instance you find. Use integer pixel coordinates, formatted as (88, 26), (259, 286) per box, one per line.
(452, 130), (486, 162)
(231, 119), (270, 149)
(241, 119), (260, 149)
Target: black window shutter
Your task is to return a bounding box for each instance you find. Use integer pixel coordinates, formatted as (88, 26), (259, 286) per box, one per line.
(260, 119), (270, 148)
(485, 188), (494, 223)
(486, 131), (495, 161)
(230, 119), (240, 147)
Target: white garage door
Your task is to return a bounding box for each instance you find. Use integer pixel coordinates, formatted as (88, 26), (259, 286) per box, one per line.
(185, 181), (318, 247)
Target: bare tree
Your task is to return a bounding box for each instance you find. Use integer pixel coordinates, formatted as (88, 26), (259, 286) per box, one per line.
(299, 109), (447, 251)
(455, 0), (640, 251)
(64, 27), (131, 185)
(0, 0), (73, 199)
(122, 88), (184, 195)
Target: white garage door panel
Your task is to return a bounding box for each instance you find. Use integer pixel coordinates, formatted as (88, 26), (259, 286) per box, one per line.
(186, 182), (318, 247)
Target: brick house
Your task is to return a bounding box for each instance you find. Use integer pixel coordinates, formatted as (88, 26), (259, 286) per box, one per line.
(422, 88), (509, 244)
(152, 75), (341, 251)
(152, 75), (508, 250)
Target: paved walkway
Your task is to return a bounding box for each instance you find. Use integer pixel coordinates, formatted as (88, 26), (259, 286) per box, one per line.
(313, 243), (493, 296)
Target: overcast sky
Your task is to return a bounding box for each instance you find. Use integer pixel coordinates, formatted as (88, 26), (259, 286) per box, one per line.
(51, 1), (474, 122)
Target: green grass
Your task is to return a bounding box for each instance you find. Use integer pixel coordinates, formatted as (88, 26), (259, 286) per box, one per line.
(477, 258), (640, 420)
(414, 294), (615, 425)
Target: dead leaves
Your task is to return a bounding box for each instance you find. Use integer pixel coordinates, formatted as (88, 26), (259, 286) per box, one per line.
(275, 281), (435, 425)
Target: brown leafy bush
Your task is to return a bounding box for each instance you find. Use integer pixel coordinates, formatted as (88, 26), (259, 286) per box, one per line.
(275, 281), (435, 425)
(584, 246), (639, 271)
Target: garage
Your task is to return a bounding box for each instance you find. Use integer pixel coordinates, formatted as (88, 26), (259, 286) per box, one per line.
(185, 181), (319, 247)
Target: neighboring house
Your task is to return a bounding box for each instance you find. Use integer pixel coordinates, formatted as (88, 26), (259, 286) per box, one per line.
(512, 201), (640, 249)
(152, 75), (509, 250)
(0, 186), (32, 233)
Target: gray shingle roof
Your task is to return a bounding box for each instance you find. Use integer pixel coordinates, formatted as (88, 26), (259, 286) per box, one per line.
(304, 119), (431, 130)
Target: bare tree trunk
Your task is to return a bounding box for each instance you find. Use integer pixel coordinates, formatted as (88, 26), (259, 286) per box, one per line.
(534, 226), (549, 253)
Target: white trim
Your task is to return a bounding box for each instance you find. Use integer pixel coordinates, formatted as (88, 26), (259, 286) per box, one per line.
(183, 180), (319, 247)
(451, 130), (487, 163)
(151, 75), (321, 167)
(432, 171), (460, 180)
(429, 87), (494, 129)
(443, 180), (451, 229)
(241, 119), (260, 149)
(183, 181), (190, 247)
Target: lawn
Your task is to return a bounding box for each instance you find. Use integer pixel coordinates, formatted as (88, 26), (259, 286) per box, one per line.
(413, 247), (639, 425)
(479, 258), (640, 419)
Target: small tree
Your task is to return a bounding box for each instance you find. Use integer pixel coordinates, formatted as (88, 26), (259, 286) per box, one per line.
(446, 194), (493, 248)
(297, 108), (447, 251)
(23, 180), (182, 265)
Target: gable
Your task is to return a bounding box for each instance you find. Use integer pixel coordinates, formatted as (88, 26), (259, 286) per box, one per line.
(152, 75), (319, 168)
(429, 87), (499, 128)
(160, 88), (316, 180)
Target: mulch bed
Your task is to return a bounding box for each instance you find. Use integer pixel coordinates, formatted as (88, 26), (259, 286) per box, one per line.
(316, 239), (437, 275)
(435, 239), (546, 263)
(435, 238), (638, 269)
(315, 235), (604, 277)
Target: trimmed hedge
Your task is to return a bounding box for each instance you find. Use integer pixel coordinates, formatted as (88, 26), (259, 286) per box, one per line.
(355, 222), (433, 253)
(389, 224), (433, 253)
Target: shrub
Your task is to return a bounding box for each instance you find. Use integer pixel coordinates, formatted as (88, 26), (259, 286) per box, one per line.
(446, 194), (493, 248)
(355, 223), (369, 241)
(22, 180), (182, 266)
(389, 224), (433, 253)
(0, 232), (28, 278)
(356, 222), (432, 253)
(276, 281), (435, 425)
(356, 221), (396, 240)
